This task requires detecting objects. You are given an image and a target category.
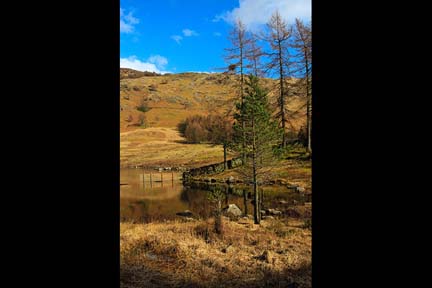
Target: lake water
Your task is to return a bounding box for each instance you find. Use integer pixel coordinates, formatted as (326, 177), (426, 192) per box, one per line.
(120, 169), (310, 223)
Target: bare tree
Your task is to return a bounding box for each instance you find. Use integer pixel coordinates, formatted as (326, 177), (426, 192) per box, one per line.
(246, 34), (265, 77)
(263, 11), (293, 148)
(293, 18), (312, 153)
(224, 19), (252, 163)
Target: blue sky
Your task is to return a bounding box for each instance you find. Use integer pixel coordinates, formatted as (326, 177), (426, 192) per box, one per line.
(120, 0), (311, 74)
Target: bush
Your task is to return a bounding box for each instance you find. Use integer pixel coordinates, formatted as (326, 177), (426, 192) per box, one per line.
(136, 100), (151, 113)
(178, 114), (233, 144)
(185, 122), (207, 143)
(177, 120), (187, 136)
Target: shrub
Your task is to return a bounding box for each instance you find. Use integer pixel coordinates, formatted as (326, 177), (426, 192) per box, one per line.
(136, 100), (151, 113)
(185, 122), (207, 143)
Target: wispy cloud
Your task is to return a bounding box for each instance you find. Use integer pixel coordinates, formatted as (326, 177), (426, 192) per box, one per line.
(213, 0), (311, 31)
(213, 32), (222, 37)
(120, 55), (171, 74)
(120, 7), (139, 33)
(147, 55), (168, 69)
(182, 29), (199, 37)
(171, 35), (183, 44)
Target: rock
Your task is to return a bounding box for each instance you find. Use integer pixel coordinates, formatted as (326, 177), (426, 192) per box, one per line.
(260, 210), (266, 215)
(279, 200), (289, 205)
(266, 209), (282, 216)
(262, 216), (274, 220)
(176, 210), (194, 217)
(222, 204), (242, 217)
(296, 186), (306, 193)
(227, 176), (235, 183)
(158, 168), (163, 172)
(164, 167), (171, 171)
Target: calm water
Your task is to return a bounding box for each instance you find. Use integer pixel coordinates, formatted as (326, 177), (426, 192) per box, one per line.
(120, 169), (310, 223)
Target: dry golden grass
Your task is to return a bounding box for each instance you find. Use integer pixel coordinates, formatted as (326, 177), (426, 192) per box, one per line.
(120, 72), (306, 132)
(120, 127), (234, 168)
(121, 217), (311, 288)
(120, 72), (307, 169)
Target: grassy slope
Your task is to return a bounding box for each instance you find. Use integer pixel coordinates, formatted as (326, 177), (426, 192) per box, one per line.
(120, 70), (307, 168)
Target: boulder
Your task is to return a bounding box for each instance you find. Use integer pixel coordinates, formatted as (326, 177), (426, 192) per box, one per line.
(222, 204), (242, 217)
(296, 186), (306, 193)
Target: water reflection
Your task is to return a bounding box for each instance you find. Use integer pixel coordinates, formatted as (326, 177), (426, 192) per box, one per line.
(120, 169), (310, 223)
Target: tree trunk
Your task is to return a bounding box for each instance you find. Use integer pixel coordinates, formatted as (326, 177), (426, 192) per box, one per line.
(254, 183), (260, 224)
(223, 143), (227, 170)
(278, 38), (286, 148)
(305, 50), (312, 154)
(252, 116), (260, 224)
(243, 189), (248, 216)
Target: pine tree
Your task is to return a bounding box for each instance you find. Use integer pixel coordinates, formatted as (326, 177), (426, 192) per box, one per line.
(232, 75), (281, 224)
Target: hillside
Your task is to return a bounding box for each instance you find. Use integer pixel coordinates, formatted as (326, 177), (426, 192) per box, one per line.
(120, 68), (307, 168)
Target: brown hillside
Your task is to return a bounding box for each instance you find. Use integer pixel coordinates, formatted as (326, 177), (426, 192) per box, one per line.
(120, 69), (307, 168)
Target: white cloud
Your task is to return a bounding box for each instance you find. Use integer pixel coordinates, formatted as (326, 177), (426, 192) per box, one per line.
(147, 55), (168, 68)
(214, 0), (311, 30)
(120, 56), (171, 74)
(120, 7), (139, 33)
(171, 35), (183, 44)
(182, 29), (199, 37)
(213, 32), (222, 37)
